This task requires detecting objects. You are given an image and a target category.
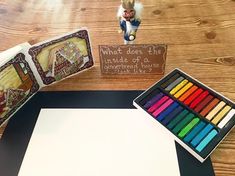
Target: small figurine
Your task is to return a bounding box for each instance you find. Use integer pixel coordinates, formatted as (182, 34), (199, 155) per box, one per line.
(117, 0), (143, 44)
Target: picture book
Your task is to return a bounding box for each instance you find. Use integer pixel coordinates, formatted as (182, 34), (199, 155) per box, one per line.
(0, 28), (94, 127)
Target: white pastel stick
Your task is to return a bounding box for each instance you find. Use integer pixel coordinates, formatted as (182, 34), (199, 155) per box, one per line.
(218, 109), (235, 128)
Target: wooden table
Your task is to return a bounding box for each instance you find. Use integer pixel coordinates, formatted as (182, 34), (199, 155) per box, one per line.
(0, 0), (234, 175)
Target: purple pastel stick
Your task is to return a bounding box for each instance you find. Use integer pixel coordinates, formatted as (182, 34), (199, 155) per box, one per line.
(148, 96), (169, 113)
(144, 92), (164, 109)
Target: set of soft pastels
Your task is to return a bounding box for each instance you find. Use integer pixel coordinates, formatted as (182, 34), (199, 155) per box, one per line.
(160, 73), (234, 129)
(133, 69), (235, 162)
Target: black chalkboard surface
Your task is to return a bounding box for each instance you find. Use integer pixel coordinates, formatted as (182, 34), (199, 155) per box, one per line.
(0, 91), (214, 176)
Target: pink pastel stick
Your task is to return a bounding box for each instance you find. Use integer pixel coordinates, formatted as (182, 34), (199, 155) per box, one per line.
(148, 96), (169, 113)
(153, 99), (174, 117)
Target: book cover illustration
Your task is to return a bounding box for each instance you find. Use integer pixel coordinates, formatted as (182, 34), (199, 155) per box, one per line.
(28, 30), (94, 85)
(0, 53), (39, 125)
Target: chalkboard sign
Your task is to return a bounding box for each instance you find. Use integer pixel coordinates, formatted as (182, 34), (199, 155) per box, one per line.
(99, 44), (167, 75)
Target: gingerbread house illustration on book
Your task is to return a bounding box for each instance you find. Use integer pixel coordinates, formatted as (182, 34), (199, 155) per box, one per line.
(46, 41), (88, 80)
(0, 88), (25, 118)
(0, 62), (33, 118)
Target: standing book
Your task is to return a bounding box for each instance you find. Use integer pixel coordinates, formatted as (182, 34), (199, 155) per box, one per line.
(0, 28), (94, 127)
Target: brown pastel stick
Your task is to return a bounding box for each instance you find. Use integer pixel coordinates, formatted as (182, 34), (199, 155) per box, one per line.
(194, 95), (213, 113)
(200, 98), (220, 117)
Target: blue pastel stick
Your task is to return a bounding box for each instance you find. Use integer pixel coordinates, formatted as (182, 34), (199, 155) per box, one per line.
(196, 129), (218, 152)
(162, 106), (183, 125)
(144, 92), (164, 109)
(190, 124), (214, 147)
(184, 121), (206, 143)
(156, 102), (179, 121)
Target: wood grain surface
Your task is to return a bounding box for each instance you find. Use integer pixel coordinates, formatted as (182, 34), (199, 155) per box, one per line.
(0, 0), (235, 175)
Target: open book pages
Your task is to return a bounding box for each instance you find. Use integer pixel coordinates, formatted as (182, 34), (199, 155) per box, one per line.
(0, 28), (94, 127)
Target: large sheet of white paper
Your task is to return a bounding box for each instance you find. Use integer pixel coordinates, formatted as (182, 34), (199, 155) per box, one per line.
(18, 109), (180, 176)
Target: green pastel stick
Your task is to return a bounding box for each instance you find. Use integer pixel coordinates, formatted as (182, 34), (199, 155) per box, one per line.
(167, 109), (189, 129)
(172, 113), (195, 134)
(178, 118), (200, 138)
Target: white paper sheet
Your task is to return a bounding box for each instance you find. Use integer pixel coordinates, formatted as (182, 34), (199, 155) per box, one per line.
(18, 109), (180, 176)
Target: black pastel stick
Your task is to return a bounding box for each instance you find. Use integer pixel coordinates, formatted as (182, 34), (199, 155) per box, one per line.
(161, 73), (180, 89)
(165, 76), (184, 91)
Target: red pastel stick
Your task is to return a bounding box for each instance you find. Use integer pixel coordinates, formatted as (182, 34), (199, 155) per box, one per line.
(184, 88), (203, 105)
(148, 96), (169, 113)
(189, 91), (209, 109)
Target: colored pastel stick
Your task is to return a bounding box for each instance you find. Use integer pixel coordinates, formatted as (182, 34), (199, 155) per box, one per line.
(189, 91), (209, 109)
(162, 106), (184, 125)
(148, 96), (169, 113)
(167, 109), (189, 129)
(184, 88), (203, 105)
(184, 121), (206, 143)
(161, 73), (180, 89)
(165, 76), (184, 91)
(174, 82), (193, 98)
(156, 102), (179, 121)
(179, 85), (198, 102)
(152, 99), (174, 117)
(196, 129), (218, 152)
(190, 124), (214, 147)
(178, 118), (200, 138)
(170, 79), (188, 95)
(200, 98), (220, 117)
(211, 105), (232, 125)
(205, 101), (226, 120)
(194, 95), (213, 113)
(172, 113), (194, 134)
(218, 109), (235, 128)
(144, 92), (164, 109)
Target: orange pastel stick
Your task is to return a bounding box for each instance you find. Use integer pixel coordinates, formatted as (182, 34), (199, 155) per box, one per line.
(179, 85), (198, 102)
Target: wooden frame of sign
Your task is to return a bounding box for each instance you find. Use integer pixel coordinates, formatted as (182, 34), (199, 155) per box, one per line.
(99, 44), (167, 75)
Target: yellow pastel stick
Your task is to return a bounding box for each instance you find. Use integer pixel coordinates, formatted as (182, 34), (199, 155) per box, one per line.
(212, 105), (231, 125)
(170, 79), (188, 95)
(174, 82), (193, 98)
(205, 101), (226, 121)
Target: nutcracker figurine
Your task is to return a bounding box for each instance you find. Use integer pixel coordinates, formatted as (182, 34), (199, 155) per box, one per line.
(117, 0), (143, 44)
